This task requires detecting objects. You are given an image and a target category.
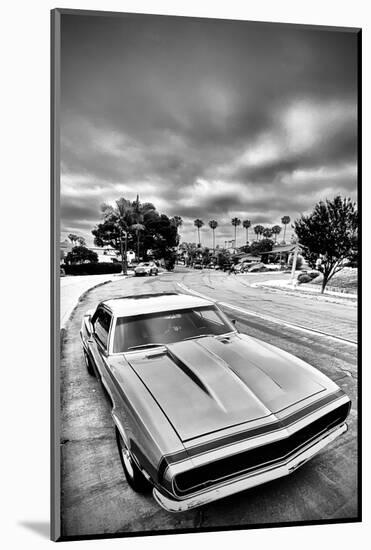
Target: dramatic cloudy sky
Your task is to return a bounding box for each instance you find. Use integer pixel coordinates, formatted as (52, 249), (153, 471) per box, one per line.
(60, 13), (358, 248)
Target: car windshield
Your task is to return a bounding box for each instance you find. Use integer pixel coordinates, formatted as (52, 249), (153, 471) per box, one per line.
(112, 306), (234, 353)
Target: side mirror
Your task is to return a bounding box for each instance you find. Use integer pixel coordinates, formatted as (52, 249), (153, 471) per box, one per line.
(231, 319), (237, 326)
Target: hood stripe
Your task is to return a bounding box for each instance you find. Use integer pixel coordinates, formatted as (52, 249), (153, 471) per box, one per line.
(166, 348), (212, 397)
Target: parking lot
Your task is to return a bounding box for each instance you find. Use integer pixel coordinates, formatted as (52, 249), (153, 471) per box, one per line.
(60, 268), (358, 538)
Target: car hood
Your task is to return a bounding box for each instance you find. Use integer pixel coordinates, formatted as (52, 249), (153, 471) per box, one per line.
(126, 334), (332, 442)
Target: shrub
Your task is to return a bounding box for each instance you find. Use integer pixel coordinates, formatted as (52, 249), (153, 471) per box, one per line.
(308, 270), (321, 280)
(297, 273), (312, 284)
(65, 245), (98, 265)
(63, 262), (122, 276)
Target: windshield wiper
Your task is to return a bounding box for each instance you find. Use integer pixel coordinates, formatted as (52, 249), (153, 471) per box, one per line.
(127, 343), (165, 351)
(184, 334), (215, 341)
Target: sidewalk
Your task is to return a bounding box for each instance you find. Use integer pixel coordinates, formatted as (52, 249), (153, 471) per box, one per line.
(60, 274), (124, 328)
(249, 277), (357, 305)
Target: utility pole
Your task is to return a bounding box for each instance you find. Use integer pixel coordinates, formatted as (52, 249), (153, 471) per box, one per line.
(120, 228), (128, 275)
(290, 244), (299, 284)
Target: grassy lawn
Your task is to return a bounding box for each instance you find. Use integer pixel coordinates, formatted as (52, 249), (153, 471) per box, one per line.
(311, 267), (358, 291)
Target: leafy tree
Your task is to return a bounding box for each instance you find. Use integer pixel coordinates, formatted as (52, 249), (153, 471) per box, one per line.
(179, 242), (199, 266)
(281, 216), (291, 243)
(215, 248), (231, 269)
(65, 245), (98, 265)
(202, 246), (212, 265)
(253, 224), (264, 241)
(92, 197), (177, 266)
(294, 195), (358, 293)
(272, 225), (281, 242)
(194, 219), (204, 245)
(231, 218), (241, 247)
(347, 233), (358, 268)
(171, 216), (183, 246)
(239, 244), (251, 254)
(76, 236), (86, 246)
(243, 219), (251, 243)
(164, 249), (177, 271)
(250, 238), (274, 262)
(208, 220), (218, 251)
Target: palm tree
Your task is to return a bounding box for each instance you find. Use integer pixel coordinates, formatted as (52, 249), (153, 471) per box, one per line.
(194, 219), (204, 245)
(131, 195), (154, 260)
(172, 216), (183, 231)
(131, 223), (145, 260)
(253, 224), (264, 241)
(281, 216), (291, 243)
(231, 217), (241, 247)
(243, 219), (251, 244)
(272, 225), (281, 243)
(100, 198), (135, 273)
(263, 227), (273, 239)
(208, 220), (218, 251)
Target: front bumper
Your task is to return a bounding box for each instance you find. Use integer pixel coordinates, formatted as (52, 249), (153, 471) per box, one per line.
(153, 422), (347, 513)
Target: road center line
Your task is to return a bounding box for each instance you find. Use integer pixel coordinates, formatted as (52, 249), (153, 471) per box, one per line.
(177, 282), (357, 348)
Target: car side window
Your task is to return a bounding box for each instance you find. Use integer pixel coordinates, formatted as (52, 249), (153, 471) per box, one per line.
(93, 308), (112, 349)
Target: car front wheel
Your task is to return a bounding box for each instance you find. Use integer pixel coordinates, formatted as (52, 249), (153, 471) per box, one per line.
(115, 428), (151, 493)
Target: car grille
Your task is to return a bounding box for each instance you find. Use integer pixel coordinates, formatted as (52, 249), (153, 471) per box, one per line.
(173, 402), (349, 496)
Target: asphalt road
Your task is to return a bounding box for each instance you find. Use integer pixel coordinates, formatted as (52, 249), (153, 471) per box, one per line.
(60, 268), (358, 538)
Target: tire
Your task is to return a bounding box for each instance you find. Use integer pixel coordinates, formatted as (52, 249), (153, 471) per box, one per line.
(83, 349), (95, 377)
(115, 428), (151, 493)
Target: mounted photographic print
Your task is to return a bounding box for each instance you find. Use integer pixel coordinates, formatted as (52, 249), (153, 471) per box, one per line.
(51, 8), (360, 542)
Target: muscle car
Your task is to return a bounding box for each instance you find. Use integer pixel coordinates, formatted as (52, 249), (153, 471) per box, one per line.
(80, 292), (350, 512)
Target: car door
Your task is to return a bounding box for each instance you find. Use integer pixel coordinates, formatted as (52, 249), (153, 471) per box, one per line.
(88, 306), (112, 384)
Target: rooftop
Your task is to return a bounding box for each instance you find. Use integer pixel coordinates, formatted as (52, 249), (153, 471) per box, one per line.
(102, 292), (212, 317)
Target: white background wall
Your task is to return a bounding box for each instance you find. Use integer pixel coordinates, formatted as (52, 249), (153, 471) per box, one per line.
(2, 1), (368, 549)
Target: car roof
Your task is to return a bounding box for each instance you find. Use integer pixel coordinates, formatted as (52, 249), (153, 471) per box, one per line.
(102, 292), (213, 317)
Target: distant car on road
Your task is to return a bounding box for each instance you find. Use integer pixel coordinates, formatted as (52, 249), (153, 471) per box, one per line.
(134, 262), (158, 277)
(80, 292), (350, 513)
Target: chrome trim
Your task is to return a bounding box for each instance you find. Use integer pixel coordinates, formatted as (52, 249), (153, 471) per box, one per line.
(161, 394), (350, 481)
(153, 423), (347, 513)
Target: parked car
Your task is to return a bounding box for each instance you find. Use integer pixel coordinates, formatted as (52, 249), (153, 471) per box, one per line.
(134, 261), (158, 276)
(193, 261), (202, 269)
(80, 292), (350, 512)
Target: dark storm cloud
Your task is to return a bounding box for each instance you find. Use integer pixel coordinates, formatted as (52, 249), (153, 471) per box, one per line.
(60, 13), (358, 246)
